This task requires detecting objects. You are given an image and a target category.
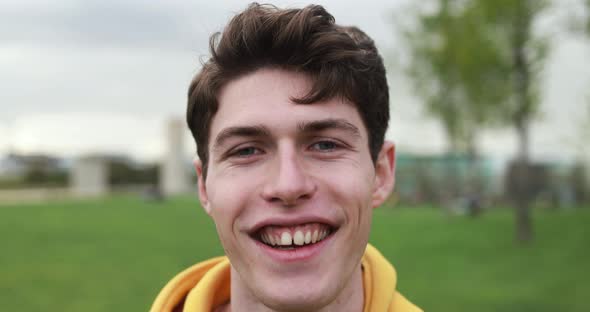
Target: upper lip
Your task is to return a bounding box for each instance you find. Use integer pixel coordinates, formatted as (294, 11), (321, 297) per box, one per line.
(247, 215), (339, 235)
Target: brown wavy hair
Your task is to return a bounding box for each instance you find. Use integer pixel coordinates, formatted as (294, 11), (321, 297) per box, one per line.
(187, 3), (389, 177)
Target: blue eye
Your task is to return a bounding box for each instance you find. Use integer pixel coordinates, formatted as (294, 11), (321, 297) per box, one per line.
(235, 147), (259, 157)
(313, 141), (337, 151)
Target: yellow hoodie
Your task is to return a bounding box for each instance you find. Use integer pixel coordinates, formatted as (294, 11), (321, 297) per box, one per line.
(151, 244), (422, 312)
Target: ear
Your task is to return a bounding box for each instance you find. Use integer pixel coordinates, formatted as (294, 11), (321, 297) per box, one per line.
(193, 158), (212, 215)
(371, 141), (396, 208)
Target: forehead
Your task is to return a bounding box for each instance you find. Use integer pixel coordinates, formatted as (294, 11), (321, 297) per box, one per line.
(209, 68), (367, 140)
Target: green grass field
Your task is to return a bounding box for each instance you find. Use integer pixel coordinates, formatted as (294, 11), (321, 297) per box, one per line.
(1, 196), (588, 311)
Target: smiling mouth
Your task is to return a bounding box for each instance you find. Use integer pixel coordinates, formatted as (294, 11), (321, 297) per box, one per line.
(253, 223), (336, 250)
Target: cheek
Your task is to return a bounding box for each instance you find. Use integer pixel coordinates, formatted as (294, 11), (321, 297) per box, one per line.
(342, 166), (375, 230)
(336, 161), (375, 200)
(316, 162), (375, 218)
(207, 174), (256, 234)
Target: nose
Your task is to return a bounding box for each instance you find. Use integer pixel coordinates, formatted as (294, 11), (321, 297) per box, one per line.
(261, 146), (316, 206)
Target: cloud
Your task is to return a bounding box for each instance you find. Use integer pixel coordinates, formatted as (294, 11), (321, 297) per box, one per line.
(0, 44), (200, 122)
(0, 0), (231, 51)
(1, 112), (195, 162)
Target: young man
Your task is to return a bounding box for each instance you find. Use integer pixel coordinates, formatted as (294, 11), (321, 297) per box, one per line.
(151, 3), (422, 312)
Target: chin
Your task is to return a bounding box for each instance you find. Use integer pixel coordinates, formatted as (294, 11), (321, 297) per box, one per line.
(257, 289), (335, 312)
(252, 271), (340, 311)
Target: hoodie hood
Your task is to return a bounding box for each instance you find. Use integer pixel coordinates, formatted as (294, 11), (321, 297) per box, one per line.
(150, 244), (421, 312)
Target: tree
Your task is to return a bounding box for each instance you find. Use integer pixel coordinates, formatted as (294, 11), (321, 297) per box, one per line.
(401, 0), (508, 156)
(401, 0), (549, 242)
(492, 0), (549, 243)
(400, 0), (512, 215)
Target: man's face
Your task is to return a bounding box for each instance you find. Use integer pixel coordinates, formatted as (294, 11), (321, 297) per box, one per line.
(196, 68), (395, 309)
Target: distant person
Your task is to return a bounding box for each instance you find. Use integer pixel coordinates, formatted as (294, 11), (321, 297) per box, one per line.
(151, 3), (422, 312)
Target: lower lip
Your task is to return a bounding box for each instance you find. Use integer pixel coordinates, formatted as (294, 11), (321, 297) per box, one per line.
(253, 232), (336, 263)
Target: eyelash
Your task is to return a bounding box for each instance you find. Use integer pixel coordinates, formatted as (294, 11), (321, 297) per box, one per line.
(309, 140), (342, 152)
(228, 146), (263, 158)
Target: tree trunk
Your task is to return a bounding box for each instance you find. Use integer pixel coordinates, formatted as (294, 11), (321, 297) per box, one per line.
(512, 0), (534, 243)
(465, 132), (482, 217)
(515, 121), (533, 243)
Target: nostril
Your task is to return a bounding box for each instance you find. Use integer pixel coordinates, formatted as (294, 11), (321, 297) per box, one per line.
(268, 194), (309, 206)
(269, 197), (282, 203)
(298, 194), (311, 201)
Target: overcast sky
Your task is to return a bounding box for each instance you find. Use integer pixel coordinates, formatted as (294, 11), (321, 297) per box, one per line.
(1, 0), (589, 164)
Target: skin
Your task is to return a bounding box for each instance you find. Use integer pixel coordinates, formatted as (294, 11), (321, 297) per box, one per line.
(195, 68), (396, 312)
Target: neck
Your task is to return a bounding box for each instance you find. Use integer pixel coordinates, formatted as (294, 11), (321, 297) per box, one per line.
(224, 264), (364, 312)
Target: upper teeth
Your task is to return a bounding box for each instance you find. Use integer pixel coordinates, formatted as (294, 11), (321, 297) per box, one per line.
(260, 227), (330, 247)
(281, 232), (292, 245)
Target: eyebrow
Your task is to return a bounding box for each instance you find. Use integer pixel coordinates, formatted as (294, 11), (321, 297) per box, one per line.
(212, 125), (272, 151)
(297, 118), (361, 138)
